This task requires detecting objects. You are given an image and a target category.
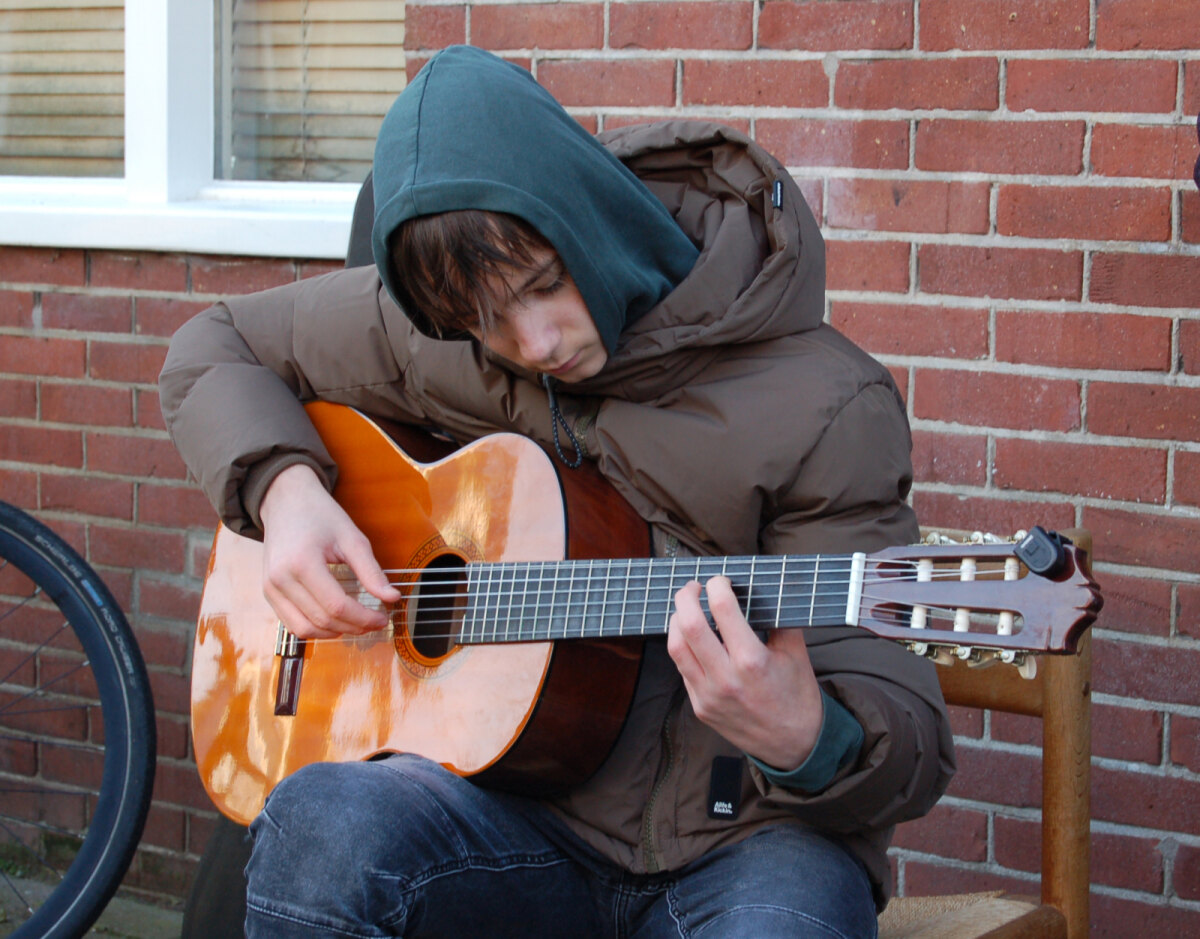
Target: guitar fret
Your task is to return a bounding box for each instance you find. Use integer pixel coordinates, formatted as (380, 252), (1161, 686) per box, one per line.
(808, 555), (820, 625)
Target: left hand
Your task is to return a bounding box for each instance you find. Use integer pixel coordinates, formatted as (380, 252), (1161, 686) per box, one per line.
(667, 576), (825, 770)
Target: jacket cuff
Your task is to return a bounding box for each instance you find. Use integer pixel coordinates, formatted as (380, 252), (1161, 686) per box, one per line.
(241, 453), (335, 533)
(748, 689), (864, 794)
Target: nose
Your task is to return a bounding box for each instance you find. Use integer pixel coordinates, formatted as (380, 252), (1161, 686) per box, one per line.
(510, 310), (559, 366)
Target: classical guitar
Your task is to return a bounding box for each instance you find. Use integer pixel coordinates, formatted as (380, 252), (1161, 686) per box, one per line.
(192, 402), (1102, 824)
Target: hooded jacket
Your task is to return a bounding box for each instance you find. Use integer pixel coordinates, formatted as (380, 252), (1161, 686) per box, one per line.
(160, 48), (954, 909)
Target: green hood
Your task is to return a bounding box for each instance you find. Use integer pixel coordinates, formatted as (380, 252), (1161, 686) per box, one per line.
(370, 46), (699, 353)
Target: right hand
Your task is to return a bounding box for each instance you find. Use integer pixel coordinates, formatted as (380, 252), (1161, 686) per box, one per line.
(259, 463), (402, 639)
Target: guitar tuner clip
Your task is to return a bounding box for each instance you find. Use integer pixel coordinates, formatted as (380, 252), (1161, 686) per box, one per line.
(1014, 526), (1070, 577)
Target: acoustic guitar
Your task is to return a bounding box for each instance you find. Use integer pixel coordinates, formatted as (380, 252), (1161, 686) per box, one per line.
(192, 402), (1102, 824)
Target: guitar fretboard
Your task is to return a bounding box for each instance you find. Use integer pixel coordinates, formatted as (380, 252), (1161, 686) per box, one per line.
(459, 554), (863, 643)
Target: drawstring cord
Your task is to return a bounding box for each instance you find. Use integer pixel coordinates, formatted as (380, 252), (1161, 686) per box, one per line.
(542, 374), (583, 468)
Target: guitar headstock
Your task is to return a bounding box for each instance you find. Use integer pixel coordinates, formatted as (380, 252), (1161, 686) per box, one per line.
(856, 528), (1102, 673)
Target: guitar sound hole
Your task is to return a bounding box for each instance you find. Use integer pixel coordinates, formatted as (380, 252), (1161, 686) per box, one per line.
(407, 554), (467, 659)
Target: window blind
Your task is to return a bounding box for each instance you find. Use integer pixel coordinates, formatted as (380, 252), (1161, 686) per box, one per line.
(218, 0), (406, 183)
(0, 0), (124, 177)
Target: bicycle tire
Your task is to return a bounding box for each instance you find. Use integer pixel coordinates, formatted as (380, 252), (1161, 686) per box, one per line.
(0, 502), (156, 939)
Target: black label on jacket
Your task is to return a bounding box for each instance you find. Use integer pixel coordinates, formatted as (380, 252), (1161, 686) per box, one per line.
(707, 756), (744, 820)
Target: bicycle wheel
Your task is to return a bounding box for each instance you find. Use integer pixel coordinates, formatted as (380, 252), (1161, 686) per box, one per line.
(0, 502), (156, 938)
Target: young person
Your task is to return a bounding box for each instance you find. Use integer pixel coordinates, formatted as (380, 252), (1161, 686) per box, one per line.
(161, 46), (954, 938)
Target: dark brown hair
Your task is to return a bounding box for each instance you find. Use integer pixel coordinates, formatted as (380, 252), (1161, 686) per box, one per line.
(389, 210), (552, 338)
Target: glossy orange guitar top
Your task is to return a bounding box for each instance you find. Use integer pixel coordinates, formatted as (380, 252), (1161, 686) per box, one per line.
(192, 402), (648, 824)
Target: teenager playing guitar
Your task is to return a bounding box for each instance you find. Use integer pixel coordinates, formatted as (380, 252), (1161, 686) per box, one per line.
(161, 46), (955, 938)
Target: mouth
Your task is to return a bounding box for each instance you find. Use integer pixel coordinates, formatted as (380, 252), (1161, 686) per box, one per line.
(547, 353), (580, 376)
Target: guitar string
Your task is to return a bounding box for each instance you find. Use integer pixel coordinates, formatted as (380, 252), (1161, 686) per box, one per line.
(284, 595), (1014, 646)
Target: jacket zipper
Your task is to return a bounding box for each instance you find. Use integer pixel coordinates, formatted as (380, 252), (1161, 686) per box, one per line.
(640, 686), (684, 874)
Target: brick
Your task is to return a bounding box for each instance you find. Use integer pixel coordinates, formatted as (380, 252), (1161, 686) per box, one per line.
(0, 377), (36, 419)
(998, 817), (1164, 892)
(948, 703), (984, 738)
(1097, 0), (1200, 50)
(0, 424), (83, 469)
(1092, 703), (1165, 765)
(1184, 190), (1200, 245)
(1178, 451), (1200, 509)
(89, 252), (189, 292)
(759, 0), (912, 51)
(612, 2), (751, 50)
(794, 177), (823, 222)
(1008, 59), (1178, 114)
(1187, 60), (1200, 113)
(402, 4), (465, 51)
(0, 335), (86, 378)
(140, 577), (202, 622)
(757, 119), (908, 169)
(40, 292), (133, 333)
(1093, 252), (1200, 309)
(1093, 636), (1200, 709)
(1170, 714), (1200, 774)
(0, 469), (37, 509)
(89, 523), (185, 573)
(138, 482), (216, 529)
(473, 3), (603, 50)
(139, 802), (186, 852)
(136, 388), (167, 430)
(913, 370), (1081, 431)
(0, 247), (85, 287)
(835, 57), (998, 111)
(911, 430), (987, 486)
(1085, 506), (1200, 574)
(831, 302), (987, 358)
(901, 863), (1031, 902)
(888, 364), (909, 405)
(1092, 123), (1200, 179)
(920, 0), (1088, 51)
(88, 340), (166, 385)
(921, 244), (1082, 301)
(86, 432), (187, 480)
(152, 758), (215, 812)
(39, 474), (133, 520)
(131, 622), (192, 671)
(949, 744), (1041, 807)
(298, 259), (342, 280)
(1089, 382), (1200, 444)
(134, 296), (210, 338)
(892, 803), (987, 861)
(682, 60), (827, 108)
(1091, 571), (1171, 639)
(994, 438), (1166, 503)
(915, 119), (1084, 175)
(1177, 843), (1200, 901)
(155, 713), (190, 760)
(147, 666), (192, 714)
(997, 184), (1170, 242)
(40, 381), (133, 427)
(995, 310), (1170, 372)
(189, 256), (296, 296)
(911, 491), (1075, 542)
(1092, 761), (1200, 833)
(537, 58), (675, 108)
(0, 290), (33, 327)
(830, 178), (991, 234)
(825, 239), (910, 293)
(1183, 320), (1200, 375)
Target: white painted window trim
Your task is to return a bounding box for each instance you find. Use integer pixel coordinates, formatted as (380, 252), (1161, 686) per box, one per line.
(0, 0), (357, 260)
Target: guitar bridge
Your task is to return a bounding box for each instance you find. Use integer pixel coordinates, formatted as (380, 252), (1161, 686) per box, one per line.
(274, 622), (306, 716)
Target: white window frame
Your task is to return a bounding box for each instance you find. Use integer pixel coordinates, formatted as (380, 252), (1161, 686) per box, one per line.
(0, 0), (358, 260)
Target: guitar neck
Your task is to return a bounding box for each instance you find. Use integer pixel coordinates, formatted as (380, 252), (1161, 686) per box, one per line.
(460, 553), (864, 643)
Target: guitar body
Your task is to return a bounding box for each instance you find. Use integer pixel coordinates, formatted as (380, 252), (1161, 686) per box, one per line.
(192, 402), (650, 825)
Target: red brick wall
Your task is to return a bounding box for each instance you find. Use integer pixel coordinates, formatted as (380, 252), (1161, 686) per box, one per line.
(2, 2), (1197, 932)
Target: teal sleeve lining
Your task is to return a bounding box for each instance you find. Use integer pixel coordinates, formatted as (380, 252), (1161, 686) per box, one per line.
(748, 689), (864, 793)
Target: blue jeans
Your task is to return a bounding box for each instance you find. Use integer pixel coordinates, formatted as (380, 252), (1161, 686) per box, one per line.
(245, 755), (877, 938)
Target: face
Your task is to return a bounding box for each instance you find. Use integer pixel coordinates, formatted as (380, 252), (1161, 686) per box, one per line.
(472, 248), (608, 383)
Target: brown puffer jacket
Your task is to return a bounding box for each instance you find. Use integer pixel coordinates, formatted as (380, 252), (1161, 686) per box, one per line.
(160, 121), (954, 909)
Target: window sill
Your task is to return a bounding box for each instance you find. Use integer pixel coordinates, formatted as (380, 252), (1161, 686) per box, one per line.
(0, 179), (361, 260)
